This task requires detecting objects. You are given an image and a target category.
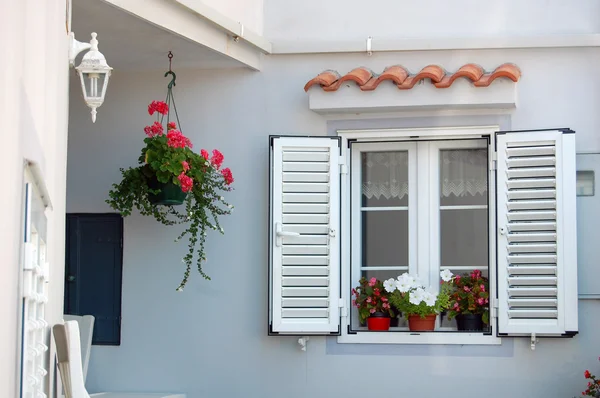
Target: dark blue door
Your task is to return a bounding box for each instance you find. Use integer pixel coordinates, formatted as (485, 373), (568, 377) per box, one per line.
(65, 214), (123, 345)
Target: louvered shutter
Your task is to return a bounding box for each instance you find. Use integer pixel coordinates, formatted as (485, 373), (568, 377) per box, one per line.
(496, 129), (578, 336)
(269, 137), (341, 335)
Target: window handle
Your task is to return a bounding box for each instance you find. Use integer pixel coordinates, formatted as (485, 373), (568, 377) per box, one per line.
(275, 222), (300, 247)
(67, 275), (76, 282)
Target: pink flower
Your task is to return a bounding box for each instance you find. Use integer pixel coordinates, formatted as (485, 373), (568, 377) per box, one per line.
(381, 297), (388, 302)
(351, 299), (357, 307)
(366, 297), (372, 303)
(368, 277), (376, 287)
(464, 286), (470, 292)
(177, 172), (193, 192)
(221, 168), (234, 185)
(211, 149), (224, 169)
(167, 121), (177, 130)
(382, 303), (390, 309)
(182, 161), (190, 171)
(351, 288), (357, 296)
(143, 121), (164, 137)
(455, 275), (461, 282)
(484, 298), (489, 304)
(480, 284), (485, 292)
(370, 308), (376, 314)
(148, 101), (169, 116)
(167, 129), (192, 148)
(477, 298), (485, 305)
(200, 149), (209, 160)
(453, 302), (459, 309)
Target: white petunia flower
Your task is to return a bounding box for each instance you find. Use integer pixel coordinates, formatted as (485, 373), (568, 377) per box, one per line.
(440, 269), (453, 282)
(383, 278), (397, 293)
(423, 292), (436, 307)
(409, 288), (426, 305)
(220, 196), (225, 201)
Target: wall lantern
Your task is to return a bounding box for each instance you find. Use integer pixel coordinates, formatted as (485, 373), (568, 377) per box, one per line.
(68, 32), (112, 123)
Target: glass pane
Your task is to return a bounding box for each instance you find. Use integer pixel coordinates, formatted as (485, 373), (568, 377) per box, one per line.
(440, 209), (488, 268)
(577, 170), (594, 196)
(440, 148), (487, 206)
(360, 269), (406, 282)
(362, 211), (408, 267)
(362, 151), (409, 207)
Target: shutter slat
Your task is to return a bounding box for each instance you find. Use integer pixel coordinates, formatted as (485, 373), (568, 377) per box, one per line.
(282, 298), (329, 307)
(282, 266), (329, 276)
(283, 183), (330, 193)
(283, 162), (330, 172)
(282, 287), (329, 297)
(281, 308), (329, 318)
(271, 137), (340, 334)
(283, 203), (329, 214)
(497, 130), (578, 336)
(283, 172), (329, 183)
(283, 193), (329, 203)
(282, 245), (329, 255)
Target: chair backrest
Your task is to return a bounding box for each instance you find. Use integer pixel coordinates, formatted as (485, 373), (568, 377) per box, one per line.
(53, 321), (91, 398)
(64, 315), (95, 382)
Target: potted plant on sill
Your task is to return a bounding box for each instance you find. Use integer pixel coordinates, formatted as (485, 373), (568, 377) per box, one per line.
(441, 269), (489, 331)
(384, 272), (450, 331)
(352, 277), (395, 331)
(106, 100), (234, 291)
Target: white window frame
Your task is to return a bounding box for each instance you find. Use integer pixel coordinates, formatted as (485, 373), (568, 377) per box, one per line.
(338, 126), (501, 345)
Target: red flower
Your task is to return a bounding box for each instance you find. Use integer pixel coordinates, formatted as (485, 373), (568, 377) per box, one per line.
(455, 275), (461, 282)
(480, 284), (486, 292)
(167, 129), (192, 148)
(182, 161), (190, 171)
(374, 288), (380, 296)
(210, 149), (224, 169)
(177, 172), (193, 192)
(221, 168), (234, 185)
(368, 277), (376, 287)
(143, 121), (164, 137)
(167, 121), (177, 130)
(201, 149), (209, 161)
(148, 101), (169, 116)
(464, 286), (470, 292)
(585, 370), (592, 379)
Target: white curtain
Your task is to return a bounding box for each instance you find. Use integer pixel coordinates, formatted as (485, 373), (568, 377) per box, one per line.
(361, 149), (487, 200)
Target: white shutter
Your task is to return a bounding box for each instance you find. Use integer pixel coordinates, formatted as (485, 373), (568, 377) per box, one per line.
(269, 137), (341, 335)
(496, 129), (578, 336)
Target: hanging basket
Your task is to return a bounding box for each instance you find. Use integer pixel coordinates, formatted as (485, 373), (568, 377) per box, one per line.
(147, 177), (187, 206)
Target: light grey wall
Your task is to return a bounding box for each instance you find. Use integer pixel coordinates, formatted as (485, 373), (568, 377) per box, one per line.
(264, 0), (600, 42)
(67, 47), (600, 398)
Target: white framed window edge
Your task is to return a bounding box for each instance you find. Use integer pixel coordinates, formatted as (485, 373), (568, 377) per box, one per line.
(337, 125), (501, 345)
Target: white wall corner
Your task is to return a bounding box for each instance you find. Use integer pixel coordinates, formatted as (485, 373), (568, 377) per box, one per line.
(307, 79), (517, 115)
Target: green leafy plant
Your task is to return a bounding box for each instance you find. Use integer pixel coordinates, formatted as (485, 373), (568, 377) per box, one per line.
(352, 277), (394, 323)
(384, 273), (450, 318)
(441, 269), (490, 324)
(107, 101), (234, 290)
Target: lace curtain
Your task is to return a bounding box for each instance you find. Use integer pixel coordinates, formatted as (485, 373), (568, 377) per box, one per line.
(361, 149), (487, 200)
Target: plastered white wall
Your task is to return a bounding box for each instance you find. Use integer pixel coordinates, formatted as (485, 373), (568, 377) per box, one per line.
(67, 45), (600, 398)
(197, 0), (263, 35)
(0, 0), (70, 397)
(265, 0), (600, 42)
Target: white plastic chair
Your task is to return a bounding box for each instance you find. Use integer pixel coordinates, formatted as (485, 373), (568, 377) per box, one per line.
(53, 321), (185, 398)
(63, 315), (95, 383)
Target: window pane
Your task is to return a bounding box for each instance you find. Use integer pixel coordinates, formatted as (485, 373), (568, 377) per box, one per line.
(362, 211), (408, 267)
(440, 148), (487, 206)
(360, 269), (406, 282)
(440, 209), (488, 267)
(362, 151), (409, 207)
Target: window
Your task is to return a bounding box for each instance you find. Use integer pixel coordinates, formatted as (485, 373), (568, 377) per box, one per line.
(349, 139), (490, 334)
(268, 128), (579, 346)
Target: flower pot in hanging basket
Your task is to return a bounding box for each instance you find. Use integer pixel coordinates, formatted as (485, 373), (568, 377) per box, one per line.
(407, 314), (436, 331)
(147, 177), (187, 206)
(456, 313), (484, 331)
(367, 312), (391, 331)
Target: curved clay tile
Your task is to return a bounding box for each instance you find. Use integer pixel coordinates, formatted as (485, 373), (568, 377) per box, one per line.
(434, 63), (484, 88)
(360, 65), (409, 91)
(473, 63), (521, 87)
(303, 70), (341, 92)
(323, 67), (374, 92)
(397, 65), (445, 90)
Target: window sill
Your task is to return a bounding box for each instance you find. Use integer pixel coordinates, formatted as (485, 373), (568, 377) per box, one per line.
(337, 330), (502, 345)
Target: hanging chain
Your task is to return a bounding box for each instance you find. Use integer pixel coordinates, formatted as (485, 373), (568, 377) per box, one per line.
(161, 51), (181, 131)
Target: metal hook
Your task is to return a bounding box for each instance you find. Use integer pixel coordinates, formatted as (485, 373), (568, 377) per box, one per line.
(164, 70), (176, 89)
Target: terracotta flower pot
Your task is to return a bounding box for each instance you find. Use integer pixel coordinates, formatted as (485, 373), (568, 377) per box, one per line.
(367, 312), (391, 331)
(456, 314), (484, 331)
(407, 314), (436, 331)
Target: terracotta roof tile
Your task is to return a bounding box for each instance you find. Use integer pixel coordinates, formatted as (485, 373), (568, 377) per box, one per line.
(304, 63), (520, 92)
